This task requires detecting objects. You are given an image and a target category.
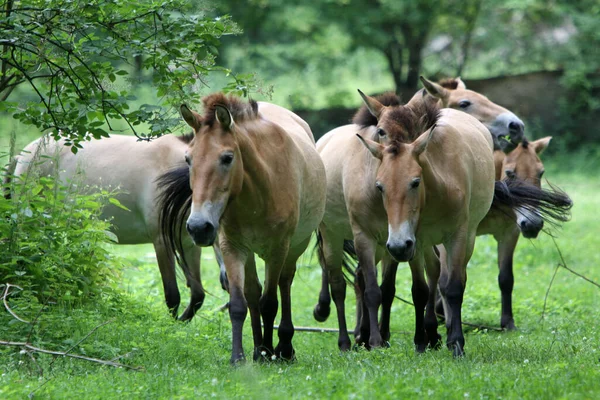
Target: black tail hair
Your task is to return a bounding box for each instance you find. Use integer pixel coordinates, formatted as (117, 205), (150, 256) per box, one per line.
(491, 178), (572, 227)
(314, 231), (359, 285)
(156, 166), (193, 278)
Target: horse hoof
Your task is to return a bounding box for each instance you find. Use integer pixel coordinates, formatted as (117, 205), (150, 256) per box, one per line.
(428, 334), (443, 350)
(274, 344), (296, 362)
(449, 343), (465, 358)
(313, 304), (330, 322)
(230, 355), (246, 366)
(415, 343), (427, 353)
(502, 321), (517, 331)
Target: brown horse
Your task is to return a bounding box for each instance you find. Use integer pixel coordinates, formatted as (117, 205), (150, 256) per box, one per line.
(420, 77), (525, 152)
(459, 136), (572, 330)
(314, 90), (452, 352)
(158, 93), (326, 363)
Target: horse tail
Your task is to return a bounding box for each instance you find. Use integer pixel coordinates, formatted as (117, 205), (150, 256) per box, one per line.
(156, 166), (193, 279)
(2, 158), (17, 200)
(491, 178), (573, 227)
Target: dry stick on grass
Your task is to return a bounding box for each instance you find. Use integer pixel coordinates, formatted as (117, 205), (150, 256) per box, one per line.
(0, 341), (144, 371)
(540, 236), (600, 322)
(1, 283), (30, 323)
(1, 283), (143, 373)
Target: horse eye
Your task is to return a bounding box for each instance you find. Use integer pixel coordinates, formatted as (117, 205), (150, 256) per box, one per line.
(375, 182), (384, 192)
(505, 170), (516, 179)
(458, 100), (471, 109)
(184, 155), (191, 165)
(220, 152), (234, 165)
(410, 178), (421, 189)
(377, 128), (386, 137)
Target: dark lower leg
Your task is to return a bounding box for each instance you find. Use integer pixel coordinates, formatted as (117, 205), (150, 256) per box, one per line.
(379, 260), (398, 343)
(330, 269), (351, 351)
(229, 287), (248, 364)
(313, 266), (331, 322)
(445, 279), (465, 357)
(259, 288), (279, 354)
(275, 270), (296, 360)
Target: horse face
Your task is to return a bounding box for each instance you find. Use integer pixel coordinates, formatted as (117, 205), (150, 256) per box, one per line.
(379, 149), (423, 262)
(358, 135), (427, 262)
(420, 76), (525, 149)
(502, 137), (551, 238)
(181, 104), (243, 246)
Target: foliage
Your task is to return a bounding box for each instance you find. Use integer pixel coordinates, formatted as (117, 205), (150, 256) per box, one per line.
(1, 159), (599, 398)
(0, 0), (242, 150)
(0, 163), (122, 304)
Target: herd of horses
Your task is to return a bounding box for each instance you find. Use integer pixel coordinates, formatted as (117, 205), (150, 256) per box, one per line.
(5, 76), (572, 364)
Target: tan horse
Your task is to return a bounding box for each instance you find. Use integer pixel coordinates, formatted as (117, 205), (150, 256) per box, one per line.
(314, 91), (455, 352)
(160, 93), (326, 363)
(8, 133), (209, 321)
(463, 136), (572, 329)
(420, 77), (525, 152)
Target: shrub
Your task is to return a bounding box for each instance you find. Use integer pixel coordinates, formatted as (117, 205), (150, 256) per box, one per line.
(1, 166), (122, 305)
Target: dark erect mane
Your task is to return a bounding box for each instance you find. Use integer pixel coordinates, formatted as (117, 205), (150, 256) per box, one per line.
(521, 137), (530, 149)
(177, 131), (195, 144)
(352, 92), (401, 128)
(201, 93), (259, 127)
(438, 78), (460, 90)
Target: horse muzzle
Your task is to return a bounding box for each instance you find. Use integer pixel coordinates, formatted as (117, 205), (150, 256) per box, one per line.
(520, 219), (543, 239)
(186, 217), (217, 246)
(386, 239), (416, 262)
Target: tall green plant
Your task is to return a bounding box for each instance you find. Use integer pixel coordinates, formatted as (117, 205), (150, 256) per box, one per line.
(1, 161), (123, 304)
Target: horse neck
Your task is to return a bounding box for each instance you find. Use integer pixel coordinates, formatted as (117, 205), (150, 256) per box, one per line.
(231, 128), (272, 207)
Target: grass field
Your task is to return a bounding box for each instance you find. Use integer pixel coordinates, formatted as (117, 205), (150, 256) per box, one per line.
(1, 153), (599, 399)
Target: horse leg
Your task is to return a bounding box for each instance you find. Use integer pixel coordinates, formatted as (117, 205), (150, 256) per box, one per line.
(274, 238), (311, 360)
(496, 229), (520, 330)
(260, 241), (290, 357)
(153, 240), (180, 318)
(353, 264), (367, 343)
(442, 230), (476, 357)
(179, 244), (205, 322)
(354, 233), (383, 349)
(424, 246), (442, 349)
(313, 231), (332, 323)
(220, 241), (249, 364)
(437, 245), (452, 327)
(244, 255), (265, 361)
(379, 253), (398, 344)
(214, 241), (229, 293)
(408, 251), (429, 353)
(320, 230), (351, 351)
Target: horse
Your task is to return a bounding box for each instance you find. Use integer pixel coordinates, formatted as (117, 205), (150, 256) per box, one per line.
(419, 76), (525, 152)
(313, 90), (451, 352)
(6, 133), (213, 321)
(449, 136), (572, 330)
(158, 93), (326, 364)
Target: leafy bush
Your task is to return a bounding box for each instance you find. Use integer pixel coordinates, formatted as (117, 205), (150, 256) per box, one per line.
(1, 167), (122, 304)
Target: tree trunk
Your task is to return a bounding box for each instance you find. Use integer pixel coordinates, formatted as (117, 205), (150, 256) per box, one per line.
(457, 0), (483, 76)
(384, 41), (403, 95)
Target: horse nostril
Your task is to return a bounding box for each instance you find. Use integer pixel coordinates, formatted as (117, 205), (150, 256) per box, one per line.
(509, 121), (524, 133)
(405, 239), (414, 249)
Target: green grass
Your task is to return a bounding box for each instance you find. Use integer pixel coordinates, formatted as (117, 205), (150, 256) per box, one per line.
(1, 160), (599, 399)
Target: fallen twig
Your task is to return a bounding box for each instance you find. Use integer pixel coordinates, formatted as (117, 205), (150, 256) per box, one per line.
(0, 340), (144, 371)
(540, 264), (560, 322)
(48, 319), (114, 369)
(1, 283), (30, 324)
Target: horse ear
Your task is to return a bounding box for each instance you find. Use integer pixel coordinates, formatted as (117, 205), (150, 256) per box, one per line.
(420, 76), (449, 102)
(531, 136), (552, 155)
(215, 105), (234, 131)
(412, 124), (437, 157)
(455, 77), (467, 89)
(181, 104), (202, 131)
(357, 89), (384, 119)
(356, 134), (384, 160)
